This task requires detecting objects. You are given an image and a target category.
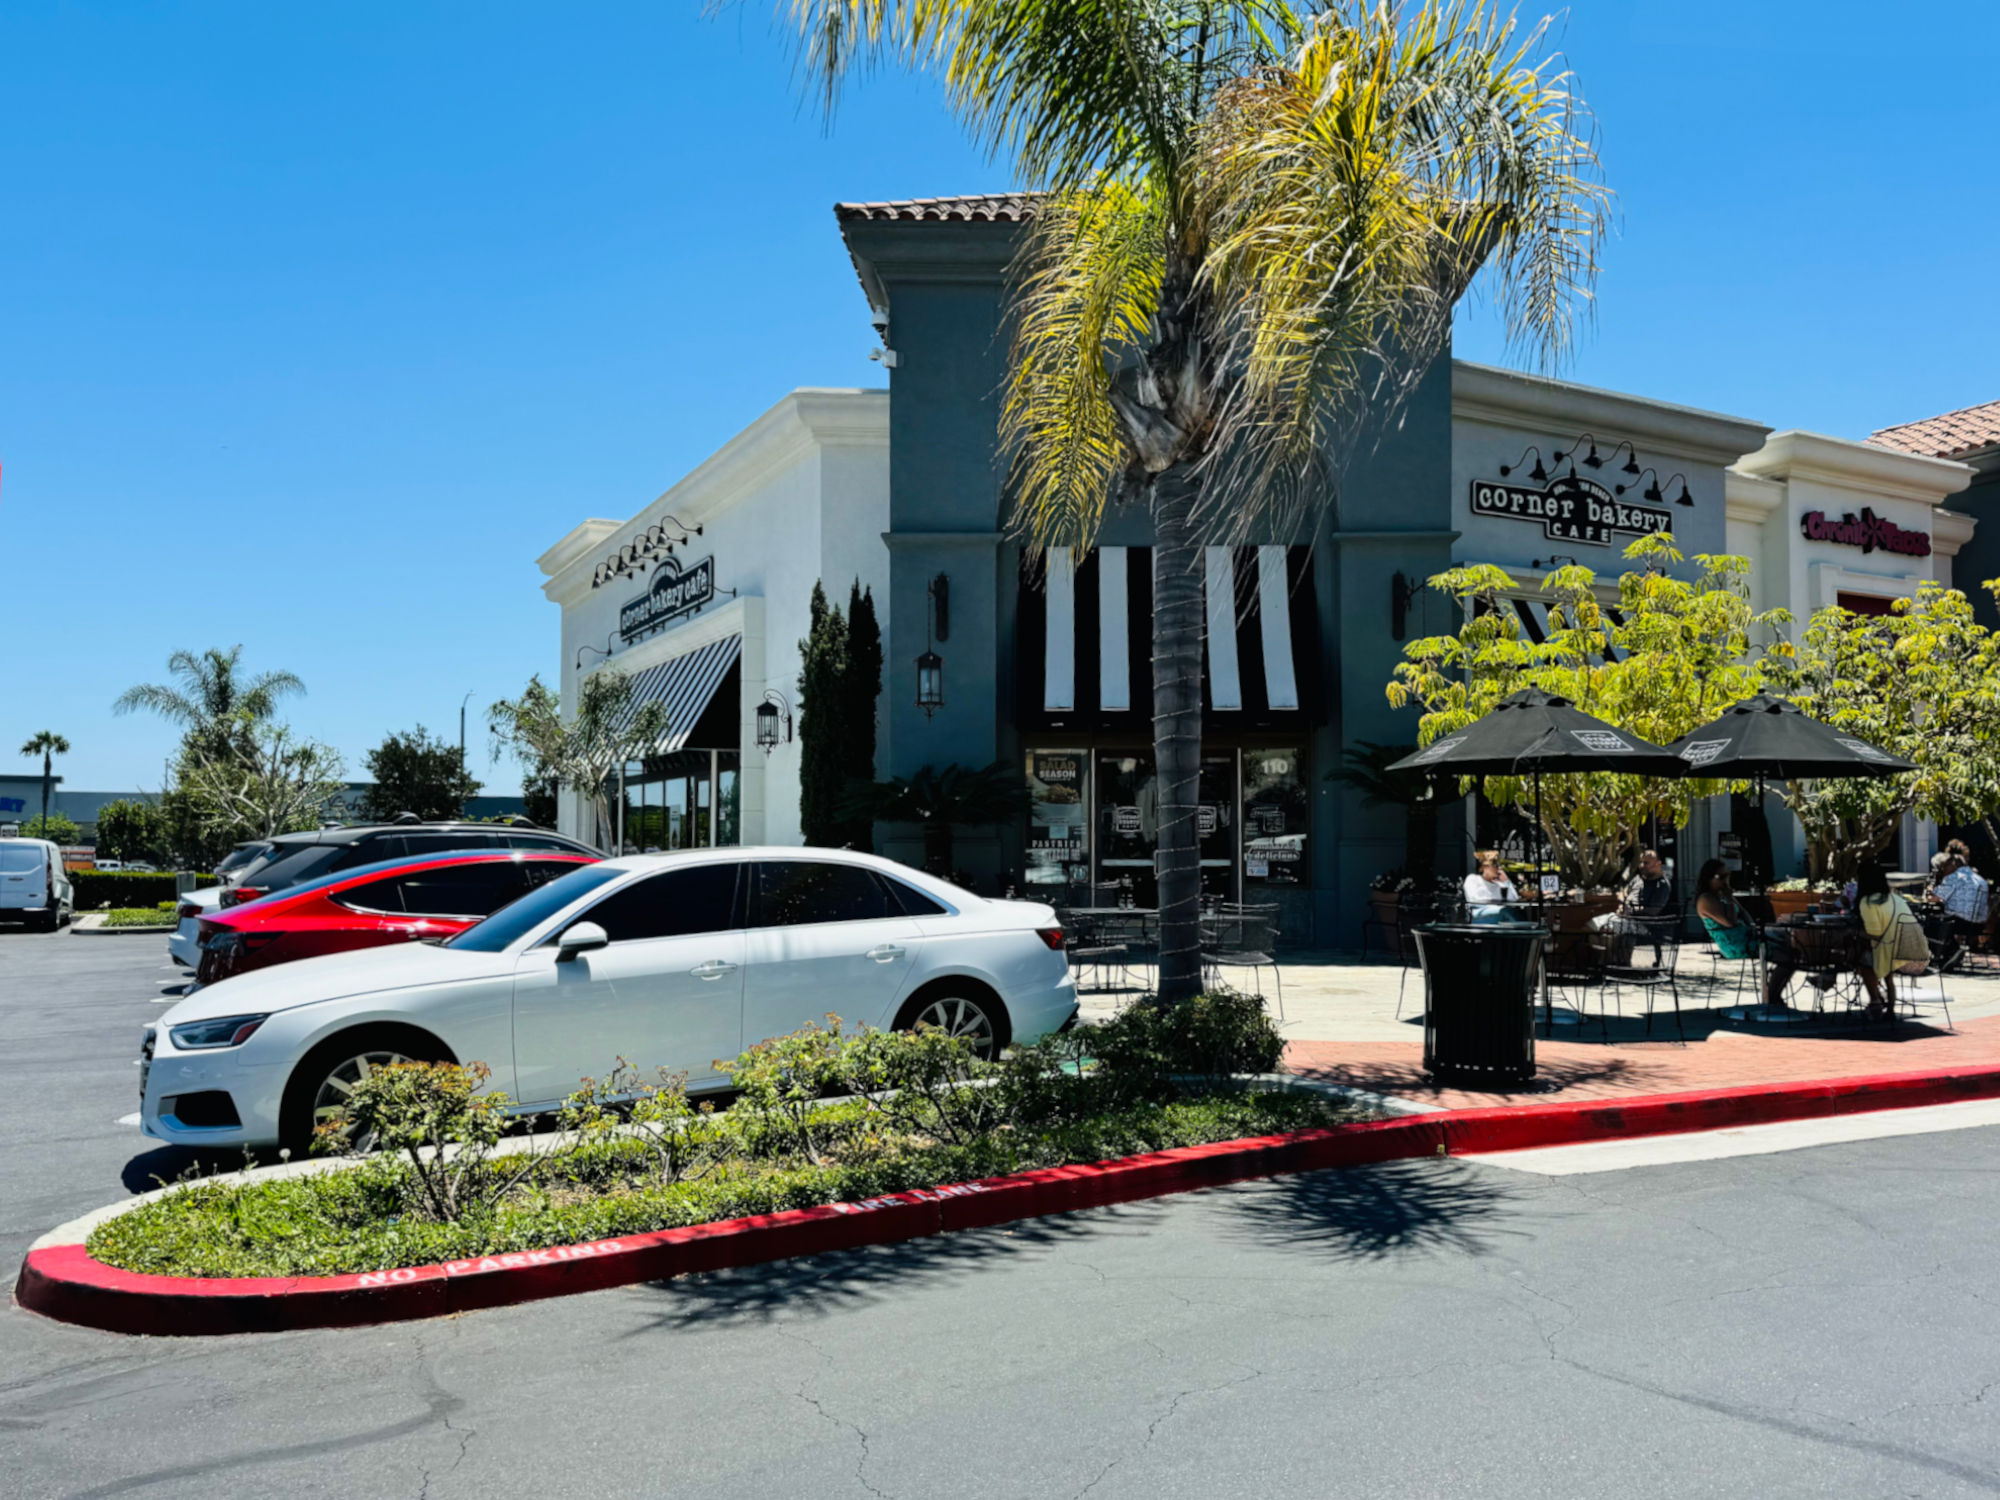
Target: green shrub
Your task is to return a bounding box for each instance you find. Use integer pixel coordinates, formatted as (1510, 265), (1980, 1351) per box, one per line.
(69, 870), (216, 909)
(87, 997), (1317, 1280)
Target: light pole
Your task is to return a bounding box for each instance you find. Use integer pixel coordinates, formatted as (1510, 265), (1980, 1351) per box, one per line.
(459, 692), (474, 814)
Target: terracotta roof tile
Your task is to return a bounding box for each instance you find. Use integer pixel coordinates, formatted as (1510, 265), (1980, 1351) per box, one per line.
(834, 193), (1040, 224)
(1867, 399), (2000, 460)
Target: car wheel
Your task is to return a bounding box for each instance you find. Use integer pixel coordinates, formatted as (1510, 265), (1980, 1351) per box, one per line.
(279, 1028), (449, 1154)
(898, 989), (1005, 1060)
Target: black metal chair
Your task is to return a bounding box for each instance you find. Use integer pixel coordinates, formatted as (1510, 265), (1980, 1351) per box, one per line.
(1070, 908), (1150, 994)
(1892, 911), (1956, 1031)
(1201, 904), (1283, 1019)
(1599, 912), (1686, 1040)
(1774, 923), (1869, 1015)
(1391, 896), (1444, 1018)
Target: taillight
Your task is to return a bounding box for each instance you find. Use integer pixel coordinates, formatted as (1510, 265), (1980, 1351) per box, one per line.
(1035, 926), (1065, 951)
(242, 933), (282, 951)
(177, 902), (202, 921)
(222, 886), (264, 908)
(196, 919), (221, 942)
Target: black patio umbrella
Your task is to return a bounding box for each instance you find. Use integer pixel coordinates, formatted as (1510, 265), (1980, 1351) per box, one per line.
(1388, 689), (1686, 897)
(1664, 693), (1915, 781)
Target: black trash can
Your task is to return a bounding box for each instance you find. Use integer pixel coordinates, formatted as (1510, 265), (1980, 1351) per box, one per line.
(1415, 923), (1546, 1086)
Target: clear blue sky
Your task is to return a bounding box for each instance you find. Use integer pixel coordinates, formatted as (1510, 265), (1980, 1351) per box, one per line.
(5, 1), (1995, 790)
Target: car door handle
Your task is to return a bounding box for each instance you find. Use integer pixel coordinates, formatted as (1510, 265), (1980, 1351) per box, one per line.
(866, 944), (906, 963)
(690, 960), (739, 980)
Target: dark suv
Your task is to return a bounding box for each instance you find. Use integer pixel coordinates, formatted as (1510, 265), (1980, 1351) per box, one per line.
(221, 819), (600, 907)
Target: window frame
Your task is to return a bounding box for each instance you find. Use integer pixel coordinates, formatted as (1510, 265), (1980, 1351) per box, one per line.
(747, 860), (909, 930)
(552, 858), (747, 946)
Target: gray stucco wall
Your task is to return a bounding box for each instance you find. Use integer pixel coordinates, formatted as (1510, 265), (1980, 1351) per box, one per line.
(1950, 459), (2000, 630)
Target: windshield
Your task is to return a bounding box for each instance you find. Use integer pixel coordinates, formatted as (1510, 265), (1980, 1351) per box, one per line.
(0, 845), (43, 874)
(444, 864), (624, 951)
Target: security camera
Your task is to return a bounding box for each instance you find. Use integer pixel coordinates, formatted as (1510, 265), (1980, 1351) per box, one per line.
(869, 309), (890, 335)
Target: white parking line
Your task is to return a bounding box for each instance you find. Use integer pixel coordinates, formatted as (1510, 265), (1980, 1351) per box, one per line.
(1463, 1098), (2000, 1175)
(116, 1113), (141, 1127)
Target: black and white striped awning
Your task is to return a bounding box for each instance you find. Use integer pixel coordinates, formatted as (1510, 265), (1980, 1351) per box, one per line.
(1017, 546), (1319, 731)
(1507, 597), (1626, 660)
(605, 635), (742, 753)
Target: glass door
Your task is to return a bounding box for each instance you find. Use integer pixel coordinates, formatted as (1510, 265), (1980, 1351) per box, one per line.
(1095, 751), (1157, 907)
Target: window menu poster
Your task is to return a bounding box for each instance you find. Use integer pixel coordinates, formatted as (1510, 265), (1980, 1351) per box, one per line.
(1025, 751), (1087, 887)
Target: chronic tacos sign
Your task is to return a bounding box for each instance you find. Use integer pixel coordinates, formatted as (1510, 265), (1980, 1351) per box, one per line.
(1799, 507), (1931, 559)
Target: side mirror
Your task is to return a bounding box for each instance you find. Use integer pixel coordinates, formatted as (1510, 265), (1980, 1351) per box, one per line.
(555, 921), (609, 962)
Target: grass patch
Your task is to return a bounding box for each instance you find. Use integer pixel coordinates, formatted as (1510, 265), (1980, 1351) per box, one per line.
(101, 905), (177, 928)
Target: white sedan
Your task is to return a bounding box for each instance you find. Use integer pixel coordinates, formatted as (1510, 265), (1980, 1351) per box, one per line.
(140, 848), (1077, 1151)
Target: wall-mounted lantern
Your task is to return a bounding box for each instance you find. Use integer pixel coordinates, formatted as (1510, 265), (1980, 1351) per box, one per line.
(755, 690), (793, 754)
(916, 574), (949, 717)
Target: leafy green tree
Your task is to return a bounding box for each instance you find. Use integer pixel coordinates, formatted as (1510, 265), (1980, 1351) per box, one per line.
(769, 0), (1605, 997)
(20, 812), (80, 845)
(844, 761), (1031, 877)
(1761, 583), (2000, 881)
(842, 580), (885, 848)
(18, 730), (69, 833)
(361, 726), (483, 822)
(488, 672), (669, 850)
(94, 799), (170, 865)
(1387, 536), (1784, 887)
(797, 582), (852, 846)
(178, 714), (345, 843)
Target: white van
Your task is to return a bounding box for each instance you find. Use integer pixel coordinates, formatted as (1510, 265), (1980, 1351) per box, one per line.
(0, 839), (74, 931)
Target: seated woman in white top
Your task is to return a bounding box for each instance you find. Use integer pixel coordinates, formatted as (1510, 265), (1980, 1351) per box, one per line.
(1463, 852), (1527, 923)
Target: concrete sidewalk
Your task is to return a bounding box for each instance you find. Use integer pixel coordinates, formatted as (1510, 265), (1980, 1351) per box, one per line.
(1077, 950), (2000, 1110)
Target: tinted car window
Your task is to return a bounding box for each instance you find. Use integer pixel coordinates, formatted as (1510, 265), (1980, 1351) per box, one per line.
(401, 832), (498, 857)
(499, 833), (577, 853)
(753, 862), (895, 927)
(574, 864), (742, 943)
(336, 862), (530, 918)
(882, 878), (949, 917)
(445, 865), (623, 951)
(242, 844), (343, 892)
(214, 843), (272, 877)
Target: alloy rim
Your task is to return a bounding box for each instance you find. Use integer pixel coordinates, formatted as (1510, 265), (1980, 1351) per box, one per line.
(912, 996), (996, 1057)
(311, 1049), (412, 1142)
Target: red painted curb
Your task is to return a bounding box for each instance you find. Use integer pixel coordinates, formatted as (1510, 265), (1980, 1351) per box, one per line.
(19, 1062), (2000, 1336)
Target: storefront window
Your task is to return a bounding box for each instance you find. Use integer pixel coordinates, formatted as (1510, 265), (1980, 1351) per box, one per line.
(1198, 753), (1236, 900)
(1242, 749), (1308, 889)
(1024, 751), (1089, 892)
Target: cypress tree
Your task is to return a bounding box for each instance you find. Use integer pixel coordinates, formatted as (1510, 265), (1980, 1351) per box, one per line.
(797, 582), (850, 846)
(841, 581), (884, 849)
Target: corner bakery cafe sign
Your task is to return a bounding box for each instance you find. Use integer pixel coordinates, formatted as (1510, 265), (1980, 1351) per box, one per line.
(1470, 475), (1674, 547)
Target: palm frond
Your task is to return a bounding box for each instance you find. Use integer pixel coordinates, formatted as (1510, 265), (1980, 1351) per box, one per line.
(1193, 0), (1607, 537)
(1001, 178), (1166, 550)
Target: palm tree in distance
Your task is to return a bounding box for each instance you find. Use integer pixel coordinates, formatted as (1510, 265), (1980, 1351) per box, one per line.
(18, 731), (70, 833)
(770, 0), (1607, 997)
(114, 647), (306, 759)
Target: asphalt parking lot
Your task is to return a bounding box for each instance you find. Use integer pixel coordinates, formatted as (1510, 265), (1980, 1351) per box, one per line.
(6, 926), (2000, 1498)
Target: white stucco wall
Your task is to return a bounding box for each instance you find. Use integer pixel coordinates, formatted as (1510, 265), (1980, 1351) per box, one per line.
(537, 389), (890, 848)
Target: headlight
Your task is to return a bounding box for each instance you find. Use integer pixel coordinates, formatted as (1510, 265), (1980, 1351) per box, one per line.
(168, 1014), (269, 1050)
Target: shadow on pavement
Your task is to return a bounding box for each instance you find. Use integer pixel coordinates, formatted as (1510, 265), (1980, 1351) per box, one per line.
(1293, 1051), (1674, 1100)
(119, 1144), (274, 1195)
(630, 1200), (1170, 1331)
(1217, 1157), (1523, 1262)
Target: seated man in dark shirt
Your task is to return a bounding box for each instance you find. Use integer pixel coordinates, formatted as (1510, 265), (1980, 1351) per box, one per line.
(1590, 849), (1674, 961)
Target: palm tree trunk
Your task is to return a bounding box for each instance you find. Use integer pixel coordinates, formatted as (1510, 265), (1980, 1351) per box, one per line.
(1151, 463), (1205, 1001)
(40, 751), (51, 832)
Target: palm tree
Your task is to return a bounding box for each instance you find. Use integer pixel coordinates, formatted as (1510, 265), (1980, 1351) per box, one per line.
(844, 762), (1031, 876)
(18, 731), (70, 832)
(113, 647), (306, 759)
(773, 0), (1606, 996)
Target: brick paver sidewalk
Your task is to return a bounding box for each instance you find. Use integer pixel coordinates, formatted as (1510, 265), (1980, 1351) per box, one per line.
(1286, 1012), (2000, 1112)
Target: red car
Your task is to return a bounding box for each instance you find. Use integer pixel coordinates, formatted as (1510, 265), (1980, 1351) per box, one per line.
(196, 850), (597, 985)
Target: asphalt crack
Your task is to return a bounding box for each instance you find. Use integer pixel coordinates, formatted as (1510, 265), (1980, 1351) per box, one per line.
(1070, 1365), (1266, 1500)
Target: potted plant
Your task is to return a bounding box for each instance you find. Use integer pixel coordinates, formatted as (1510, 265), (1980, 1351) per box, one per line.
(1766, 877), (1839, 921)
